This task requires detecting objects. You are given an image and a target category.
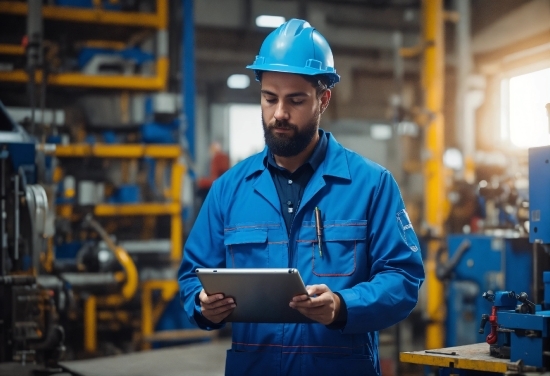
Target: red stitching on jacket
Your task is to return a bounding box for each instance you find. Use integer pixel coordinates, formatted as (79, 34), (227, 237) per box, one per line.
(231, 341), (362, 350)
(224, 224), (280, 232)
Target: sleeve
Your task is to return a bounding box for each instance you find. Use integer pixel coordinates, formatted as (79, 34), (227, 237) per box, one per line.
(177, 180), (227, 330)
(338, 170), (425, 334)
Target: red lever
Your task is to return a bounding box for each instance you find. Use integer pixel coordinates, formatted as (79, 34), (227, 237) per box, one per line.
(486, 306), (498, 344)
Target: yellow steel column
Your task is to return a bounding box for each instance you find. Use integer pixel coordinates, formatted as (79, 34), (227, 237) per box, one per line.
(422, 0), (446, 350)
(170, 162), (185, 262)
(84, 295), (97, 353)
(141, 282), (154, 350)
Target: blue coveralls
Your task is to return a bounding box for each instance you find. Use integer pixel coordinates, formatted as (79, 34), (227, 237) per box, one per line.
(178, 131), (425, 376)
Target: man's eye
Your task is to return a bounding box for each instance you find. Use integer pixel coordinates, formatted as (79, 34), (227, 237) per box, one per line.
(291, 100), (304, 105)
(265, 98), (277, 103)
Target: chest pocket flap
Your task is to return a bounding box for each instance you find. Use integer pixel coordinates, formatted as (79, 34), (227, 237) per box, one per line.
(323, 220), (367, 241)
(224, 227), (268, 245)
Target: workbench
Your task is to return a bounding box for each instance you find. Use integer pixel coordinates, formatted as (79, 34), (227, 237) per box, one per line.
(400, 343), (521, 374)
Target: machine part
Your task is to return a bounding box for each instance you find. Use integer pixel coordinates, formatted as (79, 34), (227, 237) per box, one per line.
(514, 291), (535, 314)
(507, 359), (540, 373)
(117, 239), (171, 255)
(436, 238), (471, 280)
(445, 235), (532, 347)
(6, 107), (65, 127)
(25, 182), (53, 273)
(60, 273), (121, 293)
(81, 215), (138, 304)
(479, 290), (517, 349)
(25, 183), (48, 236)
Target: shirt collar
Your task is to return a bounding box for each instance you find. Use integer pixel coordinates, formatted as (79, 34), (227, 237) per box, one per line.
(266, 129), (328, 173)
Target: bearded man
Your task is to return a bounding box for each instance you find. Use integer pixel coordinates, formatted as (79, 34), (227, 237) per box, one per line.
(178, 19), (424, 376)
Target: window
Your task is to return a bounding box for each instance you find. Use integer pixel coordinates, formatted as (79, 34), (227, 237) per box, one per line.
(228, 104), (264, 166)
(503, 67), (550, 148)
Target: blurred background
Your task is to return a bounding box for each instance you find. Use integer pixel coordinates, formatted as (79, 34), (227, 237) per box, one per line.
(0, 0), (550, 375)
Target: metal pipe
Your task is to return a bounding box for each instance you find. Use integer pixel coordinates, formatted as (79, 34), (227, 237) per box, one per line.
(26, 0), (43, 136)
(14, 173), (19, 261)
(83, 216), (138, 304)
(1, 154), (7, 276)
(454, 0), (474, 182)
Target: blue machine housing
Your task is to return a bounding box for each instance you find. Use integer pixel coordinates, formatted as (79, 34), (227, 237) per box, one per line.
(445, 234), (532, 346)
(496, 278), (550, 370)
(529, 145), (550, 244)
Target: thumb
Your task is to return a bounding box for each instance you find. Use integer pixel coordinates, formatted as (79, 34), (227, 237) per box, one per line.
(306, 284), (329, 296)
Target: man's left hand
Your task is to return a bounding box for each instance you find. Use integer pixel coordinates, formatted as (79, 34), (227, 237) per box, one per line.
(289, 284), (340, 325)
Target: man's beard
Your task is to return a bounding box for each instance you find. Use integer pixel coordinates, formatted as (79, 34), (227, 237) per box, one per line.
(262, 109), (320, 157)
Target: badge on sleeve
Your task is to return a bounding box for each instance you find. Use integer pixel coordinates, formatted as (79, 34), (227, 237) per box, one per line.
(396, 209), (419, 252)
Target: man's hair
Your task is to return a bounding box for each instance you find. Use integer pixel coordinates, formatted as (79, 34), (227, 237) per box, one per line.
(257, 72), (330, 98)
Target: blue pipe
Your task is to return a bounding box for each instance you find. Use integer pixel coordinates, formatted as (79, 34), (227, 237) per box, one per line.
(182, 0), (195, 160)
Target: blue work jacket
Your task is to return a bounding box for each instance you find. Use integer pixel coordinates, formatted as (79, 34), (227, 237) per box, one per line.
(178, 132), (425, 376)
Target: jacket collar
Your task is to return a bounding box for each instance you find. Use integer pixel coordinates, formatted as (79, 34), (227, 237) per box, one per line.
(245, 130), (351, 182)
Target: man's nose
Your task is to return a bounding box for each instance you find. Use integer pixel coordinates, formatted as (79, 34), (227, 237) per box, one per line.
(274, 102), (290, 121)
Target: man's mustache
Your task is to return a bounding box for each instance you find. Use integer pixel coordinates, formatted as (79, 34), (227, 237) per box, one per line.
(269, 120), (297, 130)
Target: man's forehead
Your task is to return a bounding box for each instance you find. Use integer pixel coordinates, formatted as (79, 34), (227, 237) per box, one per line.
(261, 72), (313, 93)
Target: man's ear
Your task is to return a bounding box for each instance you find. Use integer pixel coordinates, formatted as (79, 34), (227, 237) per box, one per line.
(320, 89), (331, 114)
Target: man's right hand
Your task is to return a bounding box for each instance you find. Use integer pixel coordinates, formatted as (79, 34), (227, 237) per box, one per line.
(199, 289), (236, 323)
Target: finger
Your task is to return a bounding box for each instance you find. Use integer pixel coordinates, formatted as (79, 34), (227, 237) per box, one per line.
(291, 293), (310, 302)
(202, 301), (236, 323)
(291, 306), (331, 325)
(290, 297), (324, 309)
(203, 301), (235, 315)
(199, 289), (225, 304)
(306, 284), (329, 296)
(205, 297), (235, 310)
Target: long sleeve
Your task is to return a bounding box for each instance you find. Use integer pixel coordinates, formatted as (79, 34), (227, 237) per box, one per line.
(338, 170), (425, 334)
(178, 181), (227, 330)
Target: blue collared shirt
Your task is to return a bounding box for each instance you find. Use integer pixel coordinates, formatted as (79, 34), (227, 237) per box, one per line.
(266, 129), (328, 235)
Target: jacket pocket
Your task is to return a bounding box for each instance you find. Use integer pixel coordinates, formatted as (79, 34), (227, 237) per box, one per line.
(298, 220), (367, 276)
(224, 224), (275, 268)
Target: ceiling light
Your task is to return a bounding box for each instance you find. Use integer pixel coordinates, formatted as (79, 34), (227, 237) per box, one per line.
(256, 15), (285, 28)
(227, 74), (250, 89)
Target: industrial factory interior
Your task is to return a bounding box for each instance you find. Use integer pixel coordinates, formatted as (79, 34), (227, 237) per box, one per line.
(1, 0), (550, 375)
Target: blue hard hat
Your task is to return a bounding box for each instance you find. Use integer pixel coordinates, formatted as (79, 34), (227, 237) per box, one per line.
(246, 19), (340, 88)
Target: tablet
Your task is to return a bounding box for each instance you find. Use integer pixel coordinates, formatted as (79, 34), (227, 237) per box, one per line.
(195, 268), (313, 323)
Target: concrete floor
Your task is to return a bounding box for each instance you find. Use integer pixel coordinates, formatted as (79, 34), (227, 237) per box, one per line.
(59, 339), (230, 376)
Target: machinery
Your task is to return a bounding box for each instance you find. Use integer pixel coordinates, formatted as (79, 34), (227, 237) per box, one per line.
(0, 101), (65, 368)
(0, 100), (142, 370)
(442, 234), (532, 347)
(471, 145), (550, 372)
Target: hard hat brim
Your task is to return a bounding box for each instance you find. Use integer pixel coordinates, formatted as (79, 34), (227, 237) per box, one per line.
(246, 63), (340, 87)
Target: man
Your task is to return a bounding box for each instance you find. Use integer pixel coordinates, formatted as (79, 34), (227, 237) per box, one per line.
(178, 19), (424, 376)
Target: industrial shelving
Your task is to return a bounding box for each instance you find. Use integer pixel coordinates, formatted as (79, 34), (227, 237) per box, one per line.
(0, 0), (168, 91)
(55, 143), (185, 262)
(0, 0), (198, 354)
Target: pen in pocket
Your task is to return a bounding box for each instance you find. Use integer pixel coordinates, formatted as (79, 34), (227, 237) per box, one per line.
(314, 207), (323, 258)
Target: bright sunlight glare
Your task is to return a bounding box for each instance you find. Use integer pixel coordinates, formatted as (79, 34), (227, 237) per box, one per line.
(507, 67), (550, 148)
